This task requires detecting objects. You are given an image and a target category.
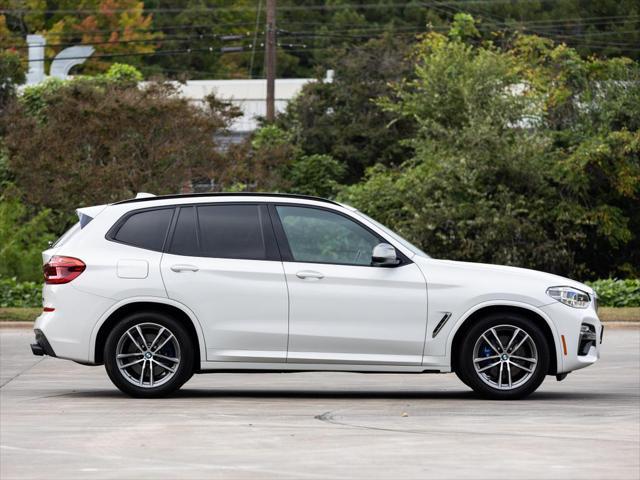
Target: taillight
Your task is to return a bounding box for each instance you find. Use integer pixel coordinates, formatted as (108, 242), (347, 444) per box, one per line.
(43, 256), (86, 284)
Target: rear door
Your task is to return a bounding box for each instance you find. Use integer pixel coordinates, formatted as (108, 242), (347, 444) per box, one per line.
(160, 203), (289, 362)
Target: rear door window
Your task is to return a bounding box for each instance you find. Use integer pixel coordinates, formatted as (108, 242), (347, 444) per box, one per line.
(168, 204), (277, 260)
(112, 208), (174, 251)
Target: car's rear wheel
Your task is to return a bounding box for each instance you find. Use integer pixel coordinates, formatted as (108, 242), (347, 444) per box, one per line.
(104, 311), (194, 397)
(455, 313), (549, 400)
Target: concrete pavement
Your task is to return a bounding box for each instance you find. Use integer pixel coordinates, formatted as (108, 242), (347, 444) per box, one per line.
(1, 327), (639, 479)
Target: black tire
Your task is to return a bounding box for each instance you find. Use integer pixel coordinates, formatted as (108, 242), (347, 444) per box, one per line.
(455, 313), (550, 400)
(104, 311), (195, 398)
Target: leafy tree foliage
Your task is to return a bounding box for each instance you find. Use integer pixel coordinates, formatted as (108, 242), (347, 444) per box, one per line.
(277, 35), (415, 183)
(0, 186), (54, 282)
(2, 68), (237, 214)
(340, 29), (639, 279)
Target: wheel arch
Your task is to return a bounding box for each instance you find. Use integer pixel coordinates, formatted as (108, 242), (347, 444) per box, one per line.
(448, 302), (561, 375)
(90, 298), (206, 371)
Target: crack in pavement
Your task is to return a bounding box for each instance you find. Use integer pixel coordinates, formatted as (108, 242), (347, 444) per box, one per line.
(314, 409), (639, 444)
(0, 357), (44, 389)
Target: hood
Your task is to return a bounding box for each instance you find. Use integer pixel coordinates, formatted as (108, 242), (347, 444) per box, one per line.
(413, 257), (595, 307)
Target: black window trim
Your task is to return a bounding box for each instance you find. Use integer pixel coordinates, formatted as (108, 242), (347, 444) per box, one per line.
(105, 206), (176, 253)
(267, 203), (412, 268)
(164, 202), (280, 262)
(106, 201), (412, 266)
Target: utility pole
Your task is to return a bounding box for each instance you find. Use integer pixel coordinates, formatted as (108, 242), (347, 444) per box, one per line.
(265, 0), (276, 122)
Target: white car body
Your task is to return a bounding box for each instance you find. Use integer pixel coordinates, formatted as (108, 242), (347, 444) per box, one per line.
(33, 194), (602, 390)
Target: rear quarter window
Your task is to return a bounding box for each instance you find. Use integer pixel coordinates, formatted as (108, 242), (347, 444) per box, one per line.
(109, 208), (174, 251)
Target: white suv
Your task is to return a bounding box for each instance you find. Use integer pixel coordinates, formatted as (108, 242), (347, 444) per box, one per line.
(32, 193), (602, 399)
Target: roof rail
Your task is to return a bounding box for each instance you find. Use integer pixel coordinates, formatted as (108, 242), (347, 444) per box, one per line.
(113, 192), (340, 206)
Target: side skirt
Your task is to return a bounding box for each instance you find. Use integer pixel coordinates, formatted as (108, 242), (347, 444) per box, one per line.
(199, 361), (448, 373)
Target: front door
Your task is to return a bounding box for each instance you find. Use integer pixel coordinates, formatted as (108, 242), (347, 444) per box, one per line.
(272, 204), (428, 365)
(161, 203), (288, 362)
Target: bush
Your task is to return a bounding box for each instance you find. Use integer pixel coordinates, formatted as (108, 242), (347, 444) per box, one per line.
(586, 279), (640, 307)
(0, 277), (42, 308)
(0, 191), (55, 282)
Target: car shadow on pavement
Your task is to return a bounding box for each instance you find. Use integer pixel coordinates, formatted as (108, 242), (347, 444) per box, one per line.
(49, 388), (627, 401)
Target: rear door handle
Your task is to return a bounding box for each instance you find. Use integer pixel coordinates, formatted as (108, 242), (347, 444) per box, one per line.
(296, 270), (324, 280)
(170, 264), (199, 272)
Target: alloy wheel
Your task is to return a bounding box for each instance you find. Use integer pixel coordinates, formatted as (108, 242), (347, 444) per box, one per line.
(472, 324), (538, 390)
(115, 322), (181, 388)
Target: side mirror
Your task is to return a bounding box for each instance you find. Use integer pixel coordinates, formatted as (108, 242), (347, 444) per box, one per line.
(371, 243), (399, 267)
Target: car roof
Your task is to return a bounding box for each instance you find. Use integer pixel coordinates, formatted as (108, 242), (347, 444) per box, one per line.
(113, 192), (341, 207)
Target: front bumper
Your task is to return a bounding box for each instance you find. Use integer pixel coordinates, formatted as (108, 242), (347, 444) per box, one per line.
(540, 301), (603, 374)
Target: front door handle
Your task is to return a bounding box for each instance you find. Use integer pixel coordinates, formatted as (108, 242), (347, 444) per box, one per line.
(296, 270), (324, 280)
(170, 264), (199, 273)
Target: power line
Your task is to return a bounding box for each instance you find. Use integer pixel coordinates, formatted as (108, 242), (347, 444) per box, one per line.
(0, 0), (617, 15)
(2, 32), (252, 50)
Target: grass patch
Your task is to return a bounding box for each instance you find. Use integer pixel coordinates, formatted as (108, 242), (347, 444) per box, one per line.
(0, 307), (41, 322)
(598, 307), (640, 322)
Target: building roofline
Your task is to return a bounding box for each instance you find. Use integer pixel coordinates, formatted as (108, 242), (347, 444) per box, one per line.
(113, 192), (340, 206)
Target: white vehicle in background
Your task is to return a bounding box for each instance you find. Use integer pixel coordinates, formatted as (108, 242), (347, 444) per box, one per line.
(32, 193), (603, 399)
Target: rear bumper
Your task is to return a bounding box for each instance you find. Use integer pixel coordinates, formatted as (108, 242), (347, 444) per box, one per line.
(31, 329), (57, 357)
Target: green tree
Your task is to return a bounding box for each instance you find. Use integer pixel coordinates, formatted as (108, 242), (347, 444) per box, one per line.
(2, 72), (237, 217)
(277, 35), (415, 183)
(288, 154), (345, 198)
(341, 29), (639, 279)
(0, 187), (55, 282)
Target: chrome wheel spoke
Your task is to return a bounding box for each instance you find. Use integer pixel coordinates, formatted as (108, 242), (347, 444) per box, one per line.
(148, 327), (166, 350)
(135, 325), (148, 349)
(509, 360), (533, 373)
(139, 359), (146, 386)
(117, 353), (143, 359)
(149, 360), (154, 387)
(126, 331), (145, 353)
(152, 358), (176, 373)
(511, 333), (531, 355)
(490, 328), (504, 351)
(506, 361), (512, 388)
(155, 333), (175, 352)
(498, 362), (504, 388)
(510, 355), (537, 364)
(505, 328), (520, 351)
(119, 358), (144, 369)
(154, 353), (179, 363)
(481, 334), (500, 355)
(477, 360), (501, 372)
(474, 355), (499, 363)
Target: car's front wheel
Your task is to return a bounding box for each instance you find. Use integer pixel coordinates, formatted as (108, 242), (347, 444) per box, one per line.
(455, 313), (550, 400)
(104, 311), (194, 397)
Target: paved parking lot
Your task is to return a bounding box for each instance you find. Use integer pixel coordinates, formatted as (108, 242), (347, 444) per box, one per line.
(1, 327), (639, 480)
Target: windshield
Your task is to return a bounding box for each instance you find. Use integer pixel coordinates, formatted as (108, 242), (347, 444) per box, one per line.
(354, 211), (430, 258)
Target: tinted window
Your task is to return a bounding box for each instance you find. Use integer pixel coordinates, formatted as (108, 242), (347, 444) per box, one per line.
(170, 207), (198, 256)
(276, 206), (380, 265)
(114, 208), (173, 251)
(197, 204), (267, 260)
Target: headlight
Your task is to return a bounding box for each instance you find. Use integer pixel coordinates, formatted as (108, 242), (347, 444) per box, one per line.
(546, 286), (591, 309)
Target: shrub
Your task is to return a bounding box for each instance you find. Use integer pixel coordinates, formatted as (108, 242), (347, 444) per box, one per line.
(586, 279), (640, 307)
(0, 191), (55, 282)
(0, 277), (41, 308)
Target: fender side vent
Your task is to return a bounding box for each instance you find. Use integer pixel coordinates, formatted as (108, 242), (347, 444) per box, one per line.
(432, 312), (452, 338)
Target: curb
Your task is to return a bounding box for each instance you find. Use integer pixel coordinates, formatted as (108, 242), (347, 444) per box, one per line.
(0, 321), (35, 329)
